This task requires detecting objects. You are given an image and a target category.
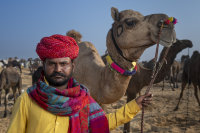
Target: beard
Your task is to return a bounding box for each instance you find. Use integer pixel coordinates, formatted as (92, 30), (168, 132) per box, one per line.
(44, 71), (73, 87)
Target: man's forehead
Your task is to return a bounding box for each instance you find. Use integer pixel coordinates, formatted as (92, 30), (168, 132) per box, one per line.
(45, 57), (71, 62)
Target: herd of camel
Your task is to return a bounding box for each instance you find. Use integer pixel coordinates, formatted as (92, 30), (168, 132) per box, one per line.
(0, 7), (199, 132)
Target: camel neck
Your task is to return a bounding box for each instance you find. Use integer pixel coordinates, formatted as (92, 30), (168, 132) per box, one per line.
(107, 30), (137, 70)
(110, 29), (132, 62)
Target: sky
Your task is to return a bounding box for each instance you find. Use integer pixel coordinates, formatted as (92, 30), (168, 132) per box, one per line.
(0, 0), (199, 62)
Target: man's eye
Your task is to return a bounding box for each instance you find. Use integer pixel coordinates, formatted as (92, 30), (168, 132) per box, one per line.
(48, 63), (54, 66)
(61, 63), (68, 66)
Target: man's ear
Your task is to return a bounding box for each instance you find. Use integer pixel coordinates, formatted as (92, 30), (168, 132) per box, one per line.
(42, 61), (45, 70)
(72, 62), (75, 72)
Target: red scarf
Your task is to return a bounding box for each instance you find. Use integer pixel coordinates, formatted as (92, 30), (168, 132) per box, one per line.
(27, 78), (109, 133)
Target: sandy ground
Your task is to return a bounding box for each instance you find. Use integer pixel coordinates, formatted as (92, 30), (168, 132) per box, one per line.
(0, 68), (200, 133)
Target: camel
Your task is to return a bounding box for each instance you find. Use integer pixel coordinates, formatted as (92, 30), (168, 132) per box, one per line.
(66, 29), (82, 43)
(174, 50), (200, 111)
(124, 39), (193, 132)
(20, 58), (27, 68)
(142, 59), (171, 91)
(0, 59), (22, 73)
(162, 60), (181, 91)
(0, 60), (7, 68)
(28, 58), (42, 74)
(0, 66), (22, 117)
(8, 60), (22, 73)
(170, 60), (181, 88)
(181, 55), (190, 63)
(73, 7), (176, 104)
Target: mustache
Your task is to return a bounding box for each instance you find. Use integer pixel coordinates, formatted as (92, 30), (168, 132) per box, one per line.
(50, 72), (66, 77)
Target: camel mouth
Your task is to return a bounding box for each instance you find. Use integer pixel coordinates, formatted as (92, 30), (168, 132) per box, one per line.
(132, 43), (154, 49)
(160, 39), (173, 47)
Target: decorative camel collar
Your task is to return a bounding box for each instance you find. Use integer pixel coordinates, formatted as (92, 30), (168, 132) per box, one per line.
(106, 55), (137, 76)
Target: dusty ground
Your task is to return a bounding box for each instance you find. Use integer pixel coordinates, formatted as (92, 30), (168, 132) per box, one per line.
(0, 68), (200, 133)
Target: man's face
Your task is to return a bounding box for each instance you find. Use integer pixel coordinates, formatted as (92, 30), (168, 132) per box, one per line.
(43, 57), (74, 87)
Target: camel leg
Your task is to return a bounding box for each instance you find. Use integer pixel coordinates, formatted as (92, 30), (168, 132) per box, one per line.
(19, 66), (22, 73)
(123, 95), (131, 133)
(172, 77), (176, 90)
(12, 87), (17, 104)
(18, 77), (22, 96)
(170, 77), (175, 91)
(174, 74), (178, 88)
(193, 83), (200, 106)
(162, 79), (165, 91)
(174, 81), (187, 111)
(0, 89), (2, 106)
(175, 73), (179, 88)
(3, 89), (9, 118)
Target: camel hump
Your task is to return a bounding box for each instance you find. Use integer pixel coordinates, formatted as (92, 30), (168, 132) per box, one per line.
(78, 41), (100, 57)
(66, 29), (82, 43)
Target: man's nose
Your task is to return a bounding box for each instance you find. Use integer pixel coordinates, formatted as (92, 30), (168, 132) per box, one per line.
(55, 64), (62, 72)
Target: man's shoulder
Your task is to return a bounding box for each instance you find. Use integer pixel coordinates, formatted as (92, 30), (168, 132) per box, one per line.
(80, 84), (90, 93)
(17, 90), (30, 102)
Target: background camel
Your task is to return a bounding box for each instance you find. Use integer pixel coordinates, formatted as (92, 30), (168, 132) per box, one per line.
(0, 59), (22, 73)
(73, 7), (176, 105)
(20, 58), (27, 68)
(124, 39), (193, 132)
(170, 60), (181, 89)
(162, 60), (181, 91)
(28, 58), (42, 74)
(174, 50), (200, 111)
(0, 66), (22, 117)
(66, 29), (82, 44)
(0, 60), (7, 68)
(7, 57), (22, 73)
(142, 59), (175, 91)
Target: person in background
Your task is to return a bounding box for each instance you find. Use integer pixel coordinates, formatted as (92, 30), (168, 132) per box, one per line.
(7, 34), (152, 133)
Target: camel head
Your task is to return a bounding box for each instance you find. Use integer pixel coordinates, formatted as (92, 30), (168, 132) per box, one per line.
(0, 70), (5, 89)
(176, 39), (193, 48)
(191, 50), (200, 59)
(66, 29), (82, 44)
(107, 7), (176, 62)
(181, 55), (190, 63)
(28, 58), (32, 61)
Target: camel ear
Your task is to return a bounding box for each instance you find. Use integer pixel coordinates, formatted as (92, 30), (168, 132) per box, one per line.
(111, 7), (120, 21)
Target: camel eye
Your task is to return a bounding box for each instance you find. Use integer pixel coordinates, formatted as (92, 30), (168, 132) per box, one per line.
(125, 18), (138, 27)
(158, 20), (168, 28)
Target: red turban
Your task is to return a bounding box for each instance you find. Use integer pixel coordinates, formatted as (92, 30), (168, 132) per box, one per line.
(36, 34), (79, 61)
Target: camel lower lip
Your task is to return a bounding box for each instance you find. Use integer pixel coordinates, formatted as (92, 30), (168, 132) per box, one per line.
(160, 40), (173, 47)
(132, 44), (153, 48)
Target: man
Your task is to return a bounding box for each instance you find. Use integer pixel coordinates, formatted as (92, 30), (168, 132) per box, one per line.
(7, 34), (152, 133)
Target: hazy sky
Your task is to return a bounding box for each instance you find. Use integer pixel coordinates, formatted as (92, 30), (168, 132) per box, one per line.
(0, 0), (199, 61)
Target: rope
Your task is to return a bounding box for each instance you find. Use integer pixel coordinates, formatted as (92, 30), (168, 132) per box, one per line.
(140, 21), (171, 133)
(140, 21), (163, 133)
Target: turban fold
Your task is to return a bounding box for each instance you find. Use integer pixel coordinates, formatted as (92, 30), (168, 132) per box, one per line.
(36, 34), (79, 61)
